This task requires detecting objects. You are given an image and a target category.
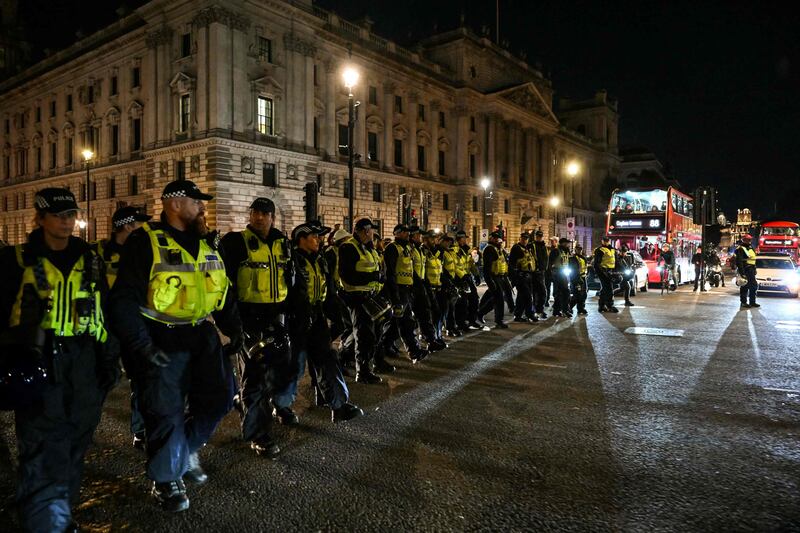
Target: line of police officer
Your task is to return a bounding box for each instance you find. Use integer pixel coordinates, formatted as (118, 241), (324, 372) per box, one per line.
(1, 180), (624, 530)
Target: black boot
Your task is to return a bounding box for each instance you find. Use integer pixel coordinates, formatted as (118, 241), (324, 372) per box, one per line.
(152, 480), (190, 512)
(355, 370), (383, 384)
(250, 438), (281, 459)
(332, 403), (365, 423)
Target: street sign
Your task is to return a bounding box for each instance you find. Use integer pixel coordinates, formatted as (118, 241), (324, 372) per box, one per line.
(480, 228), (489, 242)
(567, 230), (575, 240)
(566, 217), (575, 231)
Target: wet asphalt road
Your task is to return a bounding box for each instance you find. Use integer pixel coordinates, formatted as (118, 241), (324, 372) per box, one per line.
(2, 284), (800, 532)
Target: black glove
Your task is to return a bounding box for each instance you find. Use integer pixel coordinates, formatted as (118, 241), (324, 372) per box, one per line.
(95, 337), (121, 393)
(142, 345), (171, 368)
(224, 328), (245, 357)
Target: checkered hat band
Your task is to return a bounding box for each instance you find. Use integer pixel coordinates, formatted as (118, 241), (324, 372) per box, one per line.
(114, 216), (136, 227)
(34, 196), (50, 208)
(162, 191), (188, 199)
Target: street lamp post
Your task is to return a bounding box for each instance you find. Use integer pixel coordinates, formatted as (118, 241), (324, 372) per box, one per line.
(480, 177), (491, 234)
(342, 67), (359, 232)
(549, 196), (560, 237)
(566, 161), (580, 218)
(82, 149), (94, 241)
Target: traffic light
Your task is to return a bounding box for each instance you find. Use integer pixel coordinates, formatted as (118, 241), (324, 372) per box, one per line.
(303, 182), (318, 221)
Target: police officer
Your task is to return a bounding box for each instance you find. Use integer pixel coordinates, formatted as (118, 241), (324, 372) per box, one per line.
(287, 221), (364, 422)
(381, 224), (429, 363)
(95, 205), (152, 450)
(0, 187), (116, 531)
(529, 230), (549, 319)
(550, 237), (573, 318)
(570, 244), (589, 315)
(108, 181), (242, 512)
(594, 236), (619, 313)
(546, 237), (559, 308)
(619, 244), (637, 305)
(220, 197), (294, 459)
(422, 230), (448, 345)
(409, 225), (447, 352)
(338, 218), (385, 384)
(324, 228), (354, 368)
(736, 234), (760, 308)
(478, 230), (513, 329)
(455, 230), (482, 329)
(509, 232), (537, 322)
(439, 233), (463, 337)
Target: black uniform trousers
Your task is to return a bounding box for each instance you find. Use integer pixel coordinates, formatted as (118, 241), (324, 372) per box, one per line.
(455, 276), (480, 327)
(287, 309), (350, 410)
(532, 271), (547, 314)
(623, 275), (635, 302)
(341, 292), (379, 373)
(571, 276), (588, 312)
(479, 275), (513, 324)
(424, 285), (445, 341)
(14, 335), (103, 533)
(552, 275), (572, 315)
(512, 272), (535, 319)
(598, 268), (615, 310)
(412, 281), (438, 344)
(238, 311), (294, 443)
(382, 286), (422, 353)
(434, 287), (454, 338)
(740, 267), (758, 305)
(694, 267), (704, 290)
(141, 320), (233, 482)
(545, 271), (553, 305)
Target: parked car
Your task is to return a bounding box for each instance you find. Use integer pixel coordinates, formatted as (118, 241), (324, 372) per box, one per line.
(754, 254), (800, 297)
(586, 250), (649, 294)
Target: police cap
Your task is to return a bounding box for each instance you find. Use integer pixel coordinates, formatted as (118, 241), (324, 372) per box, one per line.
(161, 180), (213, 201)
(112, 206), (152, 228)
(33, 188), (80, 215)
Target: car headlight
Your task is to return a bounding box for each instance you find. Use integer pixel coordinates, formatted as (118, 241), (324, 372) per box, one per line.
(561, 266), (572, 276)
(624, 269), (632, 276)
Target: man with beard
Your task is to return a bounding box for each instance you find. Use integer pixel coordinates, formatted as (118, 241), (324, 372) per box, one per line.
(220, 197), (295, 459)
(508, 232), (537, 323)
(94, 205), (153, 450)
(108, 181), (242, 512)
(286, 220), (364, 422)
(528, 230), (549, 319)
(0, 188), (116, 531)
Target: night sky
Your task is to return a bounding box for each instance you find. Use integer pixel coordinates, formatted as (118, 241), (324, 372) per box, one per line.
(13, 0), (800, 221)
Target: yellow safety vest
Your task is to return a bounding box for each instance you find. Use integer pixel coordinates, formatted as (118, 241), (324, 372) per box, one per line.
(596, 246), (615, 269)
(442, 247), (458, 278)
(514, 244), (535, 272)
(740, 246), (756, 266)
(10, 245), (106, 341)
(410, 244), (425, 280)
(299, 253), (327, 306)
(389, 241), (414, 286)
(94, 239), (121, 289)
(453, 244), (468, 279)
(236, 228), (289, 304)
(140, 223), (229, 325)
(326, 247), (342, 288)
(424, 248), (443, 286)
(576, 255), (587, 276)
(340, 237), (380, 293)
(487, 246), (509, 276)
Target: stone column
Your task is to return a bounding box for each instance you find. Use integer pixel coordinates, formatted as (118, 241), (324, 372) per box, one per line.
(324, 60), (337, 158)
(144, 27), (171, 145)
(406, 91), (418, 175)
(383, 82), (395, 171)
(487, 113), (497, 183)
(523, 128), (533, 191)
(429, 100), (440, 178)
(304, 55), (315, 151)
(507, 122), (518, 188)
(455, 105), (469, 183)
(355, 83), (367, 165)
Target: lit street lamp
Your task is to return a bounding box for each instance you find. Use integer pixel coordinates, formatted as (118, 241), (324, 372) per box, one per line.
(82, 149), (94, 241)
(566, 160), (580, 218)
(481, 177), (492, 236)
(342, 66), (359, 232)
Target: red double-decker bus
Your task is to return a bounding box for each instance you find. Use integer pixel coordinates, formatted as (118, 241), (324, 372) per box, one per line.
(605, 187), (702, 285)
(758, 221), (800, 265)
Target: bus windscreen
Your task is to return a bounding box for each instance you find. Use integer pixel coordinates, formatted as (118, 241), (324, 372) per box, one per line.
(610, 189), (668, 214)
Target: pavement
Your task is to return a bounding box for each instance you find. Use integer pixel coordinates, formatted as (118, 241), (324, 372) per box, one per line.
(2, 284), (800, 532)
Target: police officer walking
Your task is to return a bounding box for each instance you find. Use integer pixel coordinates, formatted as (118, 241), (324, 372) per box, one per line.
(287, 221), (364, 422)
(619, 243), (636, 306)
(456, 230), (482, 329)
(594, 236), (619, 313)
(478, 230), (513, 328)
(0, 188), (116, 531)
(409, 225), (447, 352)
(550, 237), (573, 318)
(439, 233), (462, 337)
(95, 206), (152, 450)
(220, 197), (295, 458)
(570, 244), (589, 315)
(338, 218), (385, 384)
(422, 230), (448, 345)
(529, 230), (549, 319)
(736, 234), (760, 309)
(509, 232), (537, 322)
(382, 224), (429, 363)
(108, 181), (242, 512)
(324, 228), (354, 367)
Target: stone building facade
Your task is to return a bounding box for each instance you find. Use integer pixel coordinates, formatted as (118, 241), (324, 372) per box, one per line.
(0, 0), (620, 250)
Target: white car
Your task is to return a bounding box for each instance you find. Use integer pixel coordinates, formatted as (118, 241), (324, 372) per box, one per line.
(622, 250), (650, 293)
(755, 254), (800, 297)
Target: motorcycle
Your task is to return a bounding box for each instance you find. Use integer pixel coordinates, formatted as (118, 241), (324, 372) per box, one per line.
(706, 263), (724, 287)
